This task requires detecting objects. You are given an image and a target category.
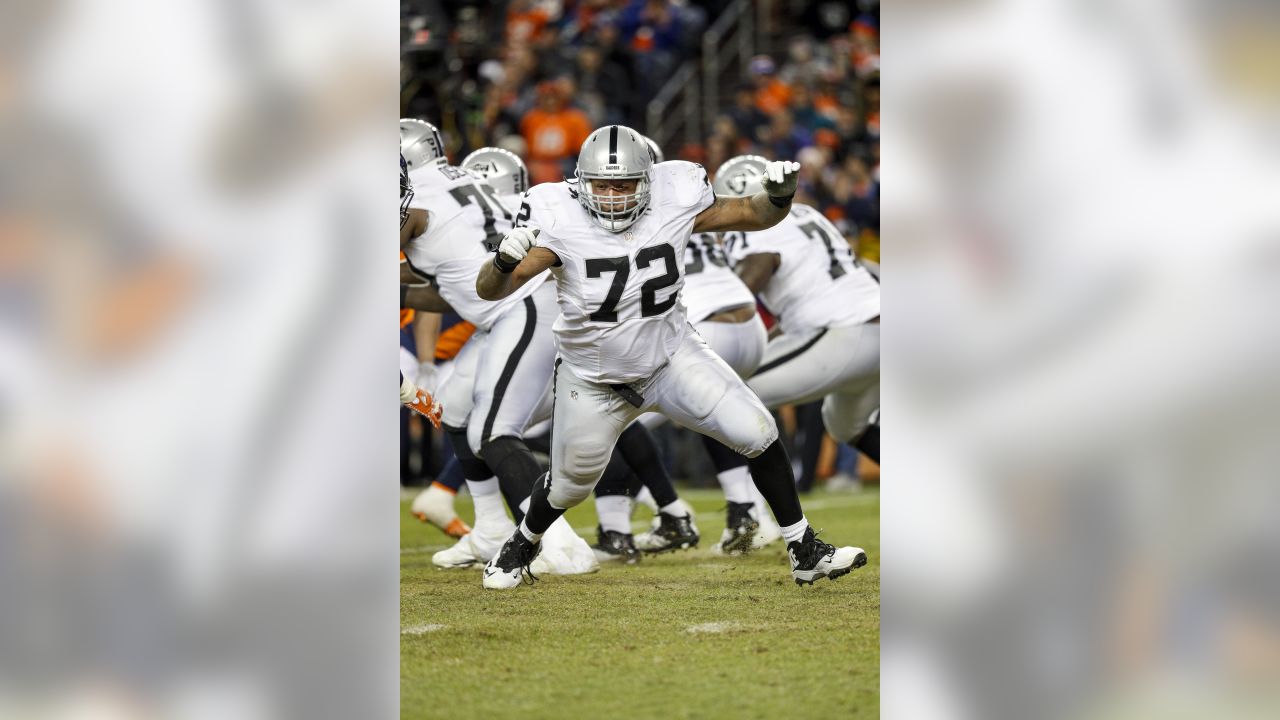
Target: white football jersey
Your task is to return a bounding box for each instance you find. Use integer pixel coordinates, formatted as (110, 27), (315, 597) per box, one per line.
(726, 203), (879, 335)
(524, 160), (716, 383)
(404, 164), (545, 330)
(680, 231), (756, 322)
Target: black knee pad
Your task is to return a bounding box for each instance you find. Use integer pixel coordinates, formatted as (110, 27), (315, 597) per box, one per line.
(480, 435), (540, 476)
(443, 424), (492, 480)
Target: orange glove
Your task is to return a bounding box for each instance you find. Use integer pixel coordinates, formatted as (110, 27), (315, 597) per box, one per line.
(400, 376), (442, 428)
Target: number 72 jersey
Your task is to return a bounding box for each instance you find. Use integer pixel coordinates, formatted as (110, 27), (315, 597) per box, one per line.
(725, 203), (880, 335)
(525, 160), (716, 384)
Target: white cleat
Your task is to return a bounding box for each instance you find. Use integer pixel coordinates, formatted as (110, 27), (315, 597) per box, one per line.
(529, 517), (599, 575)
(412, 484), (471, 538)
(787, 527), (868, 586)
(431, 515), (514, 569)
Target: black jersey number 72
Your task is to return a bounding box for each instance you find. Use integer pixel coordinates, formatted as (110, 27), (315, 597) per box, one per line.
(585, 245), (679, 322)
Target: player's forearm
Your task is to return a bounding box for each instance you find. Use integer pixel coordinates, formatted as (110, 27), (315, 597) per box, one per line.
(476, 259), (516, 301)
(401, 283), (453, 312)
(744, 190), (792, 231)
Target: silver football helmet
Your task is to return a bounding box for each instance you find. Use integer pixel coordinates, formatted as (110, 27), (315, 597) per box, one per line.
(641, 135), (665, 164)
(461, 146), (529, 196)
(400, 118), (446, 169)
(575, 125), (653, 232)
(713, 155), (769, 197)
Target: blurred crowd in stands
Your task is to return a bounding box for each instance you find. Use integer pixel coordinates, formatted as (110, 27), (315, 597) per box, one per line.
(402, 0), (879, 258)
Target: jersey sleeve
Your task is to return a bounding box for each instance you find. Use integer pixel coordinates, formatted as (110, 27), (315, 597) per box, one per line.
(521, 184), (570, 266)
(653, 160), (715, 215)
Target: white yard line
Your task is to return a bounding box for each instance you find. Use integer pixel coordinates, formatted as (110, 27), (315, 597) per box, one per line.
(401, 624), (446, 635)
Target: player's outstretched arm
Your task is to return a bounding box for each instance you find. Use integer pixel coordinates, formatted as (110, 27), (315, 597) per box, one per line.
(476, 227), (559, 300)
(693, 160), (800, 233)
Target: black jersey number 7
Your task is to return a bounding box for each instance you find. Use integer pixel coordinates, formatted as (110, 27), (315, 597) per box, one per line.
(585, 244), (679, 322)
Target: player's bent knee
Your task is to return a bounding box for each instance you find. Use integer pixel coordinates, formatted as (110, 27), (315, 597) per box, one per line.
(547, 474), (595, 508)
(717, 404), (778, 458)
(821, 401), (869, 445)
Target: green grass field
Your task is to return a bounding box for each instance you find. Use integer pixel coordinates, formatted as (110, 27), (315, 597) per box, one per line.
(401, 486), (879, 720)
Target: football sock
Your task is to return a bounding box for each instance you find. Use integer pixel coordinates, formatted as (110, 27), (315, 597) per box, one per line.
(480, 435), (541, 525)
(853, 424), (879, 464)
(659, 499), (691, 518)
(616, 423), (679, 508)
(746, 439), (804, 528)
(520, 473), (566, 542)
(595, 495), (633, 534)
(779, 517), (811, 546)
(634, 486), (659, 513)
(716, 465), (754, 504)
(465, 478), (505, 522)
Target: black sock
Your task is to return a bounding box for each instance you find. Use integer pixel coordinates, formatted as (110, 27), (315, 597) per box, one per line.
(594, 452), (637, 497)
(479, 435), (540, 525)
(700, 434), (749, 474)
(616, 423), (679, 509)
(853, 424), (879, 464)
(747, 439), (803, 527)
(522, 472), (566, 537)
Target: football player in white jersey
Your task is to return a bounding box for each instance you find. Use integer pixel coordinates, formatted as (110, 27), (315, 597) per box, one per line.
(399, 152), (444, 424)
(475, 124), (868, 589)
(589, 137), (777, 556)
(400, 122), (597, 576)
(464, 143), (701, 562)
(717, 154), (881, 463)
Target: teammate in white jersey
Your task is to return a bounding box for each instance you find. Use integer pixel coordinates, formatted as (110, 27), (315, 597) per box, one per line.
(399, 152), (444, 424)
(475, 124), (868, 589)
(718, 154), (881, 463)
(400, 123), (596, 575)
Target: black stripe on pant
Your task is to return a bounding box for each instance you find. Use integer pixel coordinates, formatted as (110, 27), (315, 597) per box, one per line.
(480, 296), (537, 443)
(753, 328), (829, 377)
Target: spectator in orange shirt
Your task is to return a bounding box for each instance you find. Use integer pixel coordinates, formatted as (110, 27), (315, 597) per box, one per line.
(506, 0), (551, 44)
(748, 55), (792, 115)
(520, 81), (593, 185)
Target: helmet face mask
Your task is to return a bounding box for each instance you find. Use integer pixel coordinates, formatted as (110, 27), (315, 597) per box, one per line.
(400, 118), (446, 170)
(713, 155), (769, 198)
(575, 125), (653, 232)
(461, 146), (529, 196)
(400, 153), (414, 229)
